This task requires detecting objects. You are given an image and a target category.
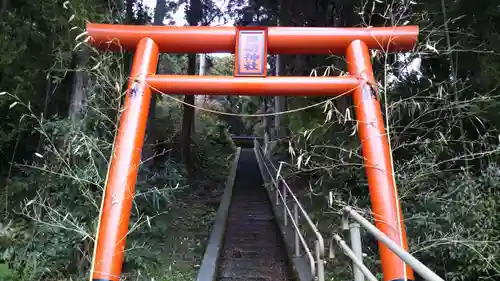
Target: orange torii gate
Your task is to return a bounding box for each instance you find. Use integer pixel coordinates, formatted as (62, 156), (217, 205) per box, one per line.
(85, 23), (419, 281)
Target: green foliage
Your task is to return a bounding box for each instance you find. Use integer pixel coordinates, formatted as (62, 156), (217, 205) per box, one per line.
(252, 1), (500, 281)
(0, 40), (121, 278)
(194, 110), (236, 181)
(159, 54), (188, 74)
(0, 2), (234, 279)
(401, 164), (500, 280)
(207, 55), (235, 76)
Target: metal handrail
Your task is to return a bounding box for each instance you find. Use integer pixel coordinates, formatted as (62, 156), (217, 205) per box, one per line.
(254, 140), (444, 281)
(342, 206), (446, 281)
(331, 234), (378, 281)
(328, 206), (445, 281)
(254, 140), (325, 281)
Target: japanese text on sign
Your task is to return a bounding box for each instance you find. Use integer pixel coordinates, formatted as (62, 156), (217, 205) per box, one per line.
(243, 35), (260, 71)
(236, 30), (266, 76)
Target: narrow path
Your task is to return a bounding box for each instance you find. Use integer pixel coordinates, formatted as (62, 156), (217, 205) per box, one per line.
(217, 148), (294, 281)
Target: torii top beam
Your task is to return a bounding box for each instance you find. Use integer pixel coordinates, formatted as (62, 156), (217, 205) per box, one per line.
(86, 23), (419, 54)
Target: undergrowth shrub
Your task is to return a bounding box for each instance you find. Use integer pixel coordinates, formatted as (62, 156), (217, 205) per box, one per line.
(0, 40), (234, 280)
(276, 43), (500, 281)
(0, 44), (123, 280)
(402, 163), (500, 281)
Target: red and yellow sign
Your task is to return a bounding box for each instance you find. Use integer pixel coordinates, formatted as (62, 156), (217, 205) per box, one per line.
(235, 27), (267, 77)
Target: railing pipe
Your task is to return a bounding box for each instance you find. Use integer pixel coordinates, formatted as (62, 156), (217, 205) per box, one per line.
(333, 234), (378, 281)
(344, 207), (445, 281)
(283, 181), (288, 226)
(255, 140), (321, 277)
(255, 138), (445, 281)
(349, 223), (365, 281)
(294, 203), (300, 256)
(276, 186), (316, 276)
(257, 144), (324, 258)
(316, 241), (325, 281)
(271, 161), (325, 257)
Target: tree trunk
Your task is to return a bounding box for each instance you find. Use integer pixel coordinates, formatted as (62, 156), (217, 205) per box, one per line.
(126, 0), (133, 23)
(182, 53), (196, 181)
(263, 97), (270, 151)
(69, 49), (89, 126)
(37, 76), (52, 154)
(274, 55), (286, 140)
(274, 0), (288, 141)
(141, 0), (167, 170)
(195, 53), (207, 107)
(332, 0), (356, 118)
(0, 0), (8, 22)
(182, 0), (202, 183)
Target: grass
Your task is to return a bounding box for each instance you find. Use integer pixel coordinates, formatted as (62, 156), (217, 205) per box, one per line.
(0, 264), (14, 279)
(122, 190), (221, 281)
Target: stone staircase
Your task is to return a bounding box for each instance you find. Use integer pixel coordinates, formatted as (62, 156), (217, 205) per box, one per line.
(217, 149), (295, 281)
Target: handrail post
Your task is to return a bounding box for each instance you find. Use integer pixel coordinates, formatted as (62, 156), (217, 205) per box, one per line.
(294, 203), (300, 256)
(276, 183), (280, 206)
(349, 223), (365, 281)
(342, 210), (350, 231)
(275, 184), (279, 205)
(344, 207), (446, 281)
(283, 180), (288, 226)
(316, 240), (325, 281)
(333, 234), (379, 281)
